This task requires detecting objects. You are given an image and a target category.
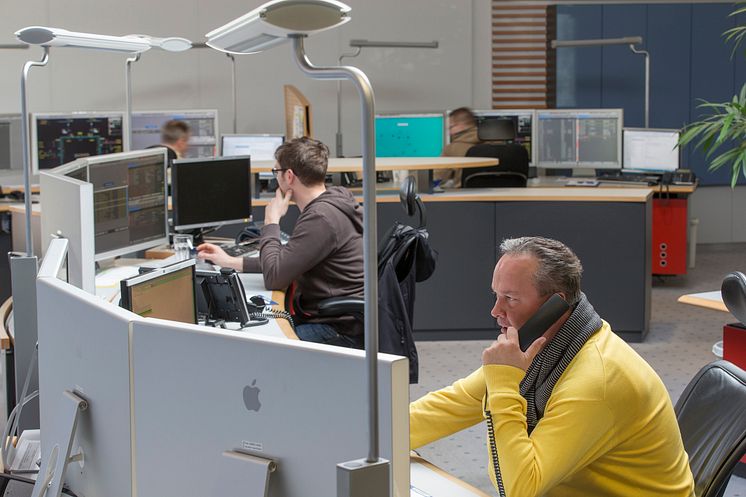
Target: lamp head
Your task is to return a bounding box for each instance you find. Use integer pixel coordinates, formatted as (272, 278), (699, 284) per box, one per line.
(205, 0), (351, 54)
(15, 26), (152, 53)
(130, 35), (193, 52)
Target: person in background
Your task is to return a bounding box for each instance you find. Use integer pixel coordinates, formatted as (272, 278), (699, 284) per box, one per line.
(196, 137), (365, 348)
(147, 119), (191, 163)
(434, 107), (481, 188)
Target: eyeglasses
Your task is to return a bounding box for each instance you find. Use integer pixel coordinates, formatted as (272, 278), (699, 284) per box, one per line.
(271, 167), (289, 177)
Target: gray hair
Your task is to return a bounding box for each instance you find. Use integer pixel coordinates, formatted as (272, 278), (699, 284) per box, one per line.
(499, 237), (583, 304)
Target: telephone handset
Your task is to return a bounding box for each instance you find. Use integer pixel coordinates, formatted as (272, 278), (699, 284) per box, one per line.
(518, 294), (570, 352)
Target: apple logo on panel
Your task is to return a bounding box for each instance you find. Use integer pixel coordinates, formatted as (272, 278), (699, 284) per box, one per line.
(243, 379), (262, 412)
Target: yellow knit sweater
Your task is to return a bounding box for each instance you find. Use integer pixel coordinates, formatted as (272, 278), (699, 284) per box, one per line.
(410, 322), (695, 497)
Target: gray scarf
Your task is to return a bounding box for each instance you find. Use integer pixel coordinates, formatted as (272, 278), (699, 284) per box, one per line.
(520, 292), (602, 432)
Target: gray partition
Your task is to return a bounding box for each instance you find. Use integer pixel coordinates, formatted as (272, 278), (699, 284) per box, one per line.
(252, 196), (651, 342)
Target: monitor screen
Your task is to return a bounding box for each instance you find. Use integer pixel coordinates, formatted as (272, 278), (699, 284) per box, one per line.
(32, 112), (125, 171)
(535, 109), (623, 169)
(222, 134), (283, 180)
(623, 128), (680, 173)
(172, 155), (251, 231)
(472, 109), (535, 164)
(131, 110), (218, 159)
(120, 259), (197, 324)
(375, 113), (445, 157)
(80, 149), (169, 260)
(0, 114), (22, 175)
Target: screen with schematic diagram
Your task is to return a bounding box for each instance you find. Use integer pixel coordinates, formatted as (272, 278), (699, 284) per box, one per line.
(32, 112), (124, 172)
(131, 110), (218, 159)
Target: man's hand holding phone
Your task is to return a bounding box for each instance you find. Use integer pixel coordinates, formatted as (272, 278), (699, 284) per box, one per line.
(482, 327), (546, 371)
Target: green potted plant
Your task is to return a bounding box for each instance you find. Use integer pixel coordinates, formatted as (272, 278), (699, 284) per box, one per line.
(678, 3), (746, 187)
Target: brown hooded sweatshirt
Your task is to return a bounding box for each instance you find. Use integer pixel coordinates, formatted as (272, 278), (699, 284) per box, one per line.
(243, 186), (364, 336)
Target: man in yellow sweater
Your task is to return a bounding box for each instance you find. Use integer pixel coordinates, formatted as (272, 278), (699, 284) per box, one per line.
(410, 237), (695, 497)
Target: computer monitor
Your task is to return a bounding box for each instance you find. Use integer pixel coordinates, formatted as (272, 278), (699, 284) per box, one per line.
(131, 320), (409, 497)
(0, 113), (22, 176)
(119, 259), (197, 324)
(472, 109), (536, 164)
(535, 108), (623, 171)
(49, 149), (169, 261)
(623, 128), (680, 173)
(131, 109), (219, 158)
(89, 150), (169, 260)
(31, 111), (125, 172)
(375, 113), (445, 157)
(172, 155), (251, 231)
(222, 134), (283, 180)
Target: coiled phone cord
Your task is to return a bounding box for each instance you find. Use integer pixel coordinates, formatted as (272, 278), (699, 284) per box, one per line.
(484, 390), (507, 497)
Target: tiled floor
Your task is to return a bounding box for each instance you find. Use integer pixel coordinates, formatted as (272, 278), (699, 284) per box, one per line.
(410, 243), (746, 495)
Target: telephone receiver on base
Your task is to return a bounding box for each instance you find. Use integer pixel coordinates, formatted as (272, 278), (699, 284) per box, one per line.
(518, 294), (571, 352)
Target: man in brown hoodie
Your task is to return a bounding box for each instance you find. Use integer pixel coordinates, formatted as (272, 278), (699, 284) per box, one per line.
(197, 137), (364, 347)
(433, 107), (482, 188)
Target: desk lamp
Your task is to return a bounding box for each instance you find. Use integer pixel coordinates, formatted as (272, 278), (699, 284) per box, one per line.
(336, 39), (439, 157)
(551, 36), (650, 128)
(11, 29), (188, 497)
(206, 1), (387, 495)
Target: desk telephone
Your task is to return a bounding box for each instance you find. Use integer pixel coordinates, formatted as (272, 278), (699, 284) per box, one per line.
(196, 267), (294, 330)
(485, 294), (570, 497)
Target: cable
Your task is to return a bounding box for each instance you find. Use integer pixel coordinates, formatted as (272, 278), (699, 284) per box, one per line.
(483, 390), (507, 497)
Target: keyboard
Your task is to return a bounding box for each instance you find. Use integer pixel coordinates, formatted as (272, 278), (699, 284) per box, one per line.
(221, 242), (259, 257)
(597, 173), (659, 186)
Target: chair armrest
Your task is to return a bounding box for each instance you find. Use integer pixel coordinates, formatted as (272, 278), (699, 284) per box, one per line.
(317, 297), (365, 317)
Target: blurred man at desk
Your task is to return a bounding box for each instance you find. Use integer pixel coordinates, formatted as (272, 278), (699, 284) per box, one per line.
(434, 107), (482, 188)
(197, 137), (364, 347)
(146, 119), (191, 163)
(410, 237), (694, 497)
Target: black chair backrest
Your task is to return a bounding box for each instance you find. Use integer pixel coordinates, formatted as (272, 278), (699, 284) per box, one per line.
(675, 360), (746, 497)
(463, 143), (529, 188)
(722, 271), (746, 326)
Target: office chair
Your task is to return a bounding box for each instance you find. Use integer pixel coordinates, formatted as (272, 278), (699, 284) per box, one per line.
(312, 176), (437, 383)
(462, 143), (529, 188)
(722, 271), (746, 325)
(675, 360), (746, 497)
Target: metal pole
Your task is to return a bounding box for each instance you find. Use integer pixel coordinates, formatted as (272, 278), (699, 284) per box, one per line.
(125, 52), (141, 151)
(227, 53), (237, 133)
(290, 35), (379, 463)
(629, 44), (650, 128)
(20, 47), (49, 256)
(336, 47), (361, 158)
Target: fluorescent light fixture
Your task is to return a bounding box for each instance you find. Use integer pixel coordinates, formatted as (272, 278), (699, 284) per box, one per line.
(205, 0), (351, 54)
(16, 26), (152, 53)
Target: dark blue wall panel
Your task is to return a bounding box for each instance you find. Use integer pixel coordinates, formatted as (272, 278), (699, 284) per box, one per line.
(601, 5), (647, 127)
(556, 5), (603, 108)
(556, 3), (746, 186)
(647, 4), (691, 130)
(689, 3), (737, 184)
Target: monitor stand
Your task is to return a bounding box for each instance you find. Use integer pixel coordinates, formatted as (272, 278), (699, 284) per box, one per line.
(570, 167), (597, 178)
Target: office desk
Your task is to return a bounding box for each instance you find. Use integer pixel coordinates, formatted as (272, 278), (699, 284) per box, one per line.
(530, 177), (696, 275)
(251, 187), (652, 342)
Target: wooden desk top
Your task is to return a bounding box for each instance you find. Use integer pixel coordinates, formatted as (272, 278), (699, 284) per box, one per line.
(252, 156), (498, 173)
(528, 176), (697, 194)
(1, 185), (40, 195)
(678, 291), (729, 313)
